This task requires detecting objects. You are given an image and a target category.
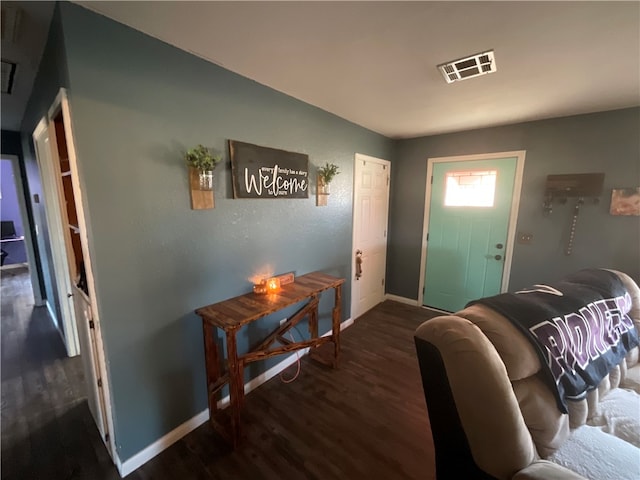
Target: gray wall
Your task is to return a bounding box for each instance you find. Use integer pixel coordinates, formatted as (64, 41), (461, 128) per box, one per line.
(55, 3), (393, 461)
(388, 108), (640, 299)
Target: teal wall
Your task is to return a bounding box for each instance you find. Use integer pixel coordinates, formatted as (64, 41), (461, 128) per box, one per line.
(387, 108), (640, 299)
(55, 3), (393, 460)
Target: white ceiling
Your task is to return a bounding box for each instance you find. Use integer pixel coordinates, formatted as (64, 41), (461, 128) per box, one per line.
(3, 2), (640, 138)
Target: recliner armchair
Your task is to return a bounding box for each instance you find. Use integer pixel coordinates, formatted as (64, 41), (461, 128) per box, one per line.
(414, 269), (640, 479)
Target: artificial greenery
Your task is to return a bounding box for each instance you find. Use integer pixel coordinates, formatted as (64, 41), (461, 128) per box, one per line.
(184, 144), (221, 172)
(318, 162), (340, 184)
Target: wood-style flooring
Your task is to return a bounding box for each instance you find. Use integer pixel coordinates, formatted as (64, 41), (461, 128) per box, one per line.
(1, 268), (438, 479)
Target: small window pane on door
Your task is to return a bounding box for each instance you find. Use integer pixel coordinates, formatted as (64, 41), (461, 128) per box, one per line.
(444, 170), (497, 207)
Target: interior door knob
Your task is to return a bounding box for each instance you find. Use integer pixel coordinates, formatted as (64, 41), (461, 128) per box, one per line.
(355, 250), (363, 280)
(494, 254), (502, 261)
(496, 243), (504, 249)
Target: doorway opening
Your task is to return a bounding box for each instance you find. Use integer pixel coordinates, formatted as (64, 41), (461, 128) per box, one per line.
(28, 88), (115, 458)
(1, 158), (29, 270)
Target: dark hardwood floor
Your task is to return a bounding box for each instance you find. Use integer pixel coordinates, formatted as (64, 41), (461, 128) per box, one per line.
(1, 268), (438, 479)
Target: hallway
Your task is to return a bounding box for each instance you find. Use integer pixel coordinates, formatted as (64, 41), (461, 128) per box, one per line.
(0, 267), (119, 479)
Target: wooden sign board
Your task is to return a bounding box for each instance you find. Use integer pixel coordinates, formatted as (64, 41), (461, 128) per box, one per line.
(545, 173), (605, 198)
(229, 140), (309, 199)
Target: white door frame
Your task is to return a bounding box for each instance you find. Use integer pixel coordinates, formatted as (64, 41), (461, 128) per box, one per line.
(351, 153), (391, 320)
(36, 88), (116, 459)
(1, 154), (44, 305)
(417, 150), (526, 305)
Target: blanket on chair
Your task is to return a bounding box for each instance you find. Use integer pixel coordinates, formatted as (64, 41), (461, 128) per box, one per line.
(468, 269), (639, 413)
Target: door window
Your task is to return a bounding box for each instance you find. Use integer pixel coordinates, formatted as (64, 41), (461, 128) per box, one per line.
(444, 170), (497, 207)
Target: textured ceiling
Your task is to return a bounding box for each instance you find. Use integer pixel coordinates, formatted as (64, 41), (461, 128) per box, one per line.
(3, 2), (639, 138)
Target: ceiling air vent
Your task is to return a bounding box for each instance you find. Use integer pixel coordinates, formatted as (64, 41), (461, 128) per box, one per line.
(438, 50), (496, 84)
(1, 60), (17, 94)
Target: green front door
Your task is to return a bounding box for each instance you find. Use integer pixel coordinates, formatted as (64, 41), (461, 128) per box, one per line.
(423, 157), (517, 312)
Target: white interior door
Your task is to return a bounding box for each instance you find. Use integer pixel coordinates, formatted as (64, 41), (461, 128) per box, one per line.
(351, 154), (391, 320)
(72, 285), (107, 437)
(32, 119), (81, 356)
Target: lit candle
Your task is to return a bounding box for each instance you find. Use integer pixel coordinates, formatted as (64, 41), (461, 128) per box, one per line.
(253, 280), (267, 294)
(266, 277), (281, 292)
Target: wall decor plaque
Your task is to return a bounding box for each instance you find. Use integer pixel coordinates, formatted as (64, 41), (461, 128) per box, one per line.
(610, 187), (640, 216)
(229, 140), (309, 199)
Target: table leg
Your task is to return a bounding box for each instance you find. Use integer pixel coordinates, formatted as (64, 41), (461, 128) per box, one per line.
(202, 322), (220, 421)
(226, 328), (242, 447)
(308, 294), (319, 340)
(332, 284), (342, 367)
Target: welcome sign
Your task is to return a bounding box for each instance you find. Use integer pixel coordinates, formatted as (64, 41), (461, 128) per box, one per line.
(229, 140), (309, 199)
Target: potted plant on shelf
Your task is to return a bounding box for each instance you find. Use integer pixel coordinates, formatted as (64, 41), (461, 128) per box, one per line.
(184, 144), (221, 191)
(317, 162), (340, 195)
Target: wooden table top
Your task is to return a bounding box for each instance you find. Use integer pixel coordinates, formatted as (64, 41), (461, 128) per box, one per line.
(196, 271), (345, 330)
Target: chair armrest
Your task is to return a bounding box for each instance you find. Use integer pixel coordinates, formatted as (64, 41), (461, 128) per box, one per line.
(513, 460), (587, 480)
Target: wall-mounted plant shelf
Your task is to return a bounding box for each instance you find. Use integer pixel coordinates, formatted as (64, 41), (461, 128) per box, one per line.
(316, 163), (339, 207)
(189, 167), (214, 210)
(316, 177), (329, 206)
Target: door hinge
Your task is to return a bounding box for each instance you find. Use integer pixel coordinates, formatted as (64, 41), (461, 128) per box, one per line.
(381, 278), (385, 286)
(384, 229), (387, 237)
(105, 433), (110, 443)
(430, 175), (433, 184)
(89, 320), (95, 329)
(97, 378), (103, 388)
(426, 232), (429, 241)
(423, 286), (425, 294)
(386, 175), (389, 186)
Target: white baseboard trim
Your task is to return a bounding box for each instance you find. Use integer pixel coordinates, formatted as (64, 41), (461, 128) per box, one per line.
(421, 305), (452, 315)
(0, 262), (29, 271)
(117, 408), (210, 477)
(385, 293), (419, 306)
(116, 317), (353, 477)
(337, 317), (355, 330)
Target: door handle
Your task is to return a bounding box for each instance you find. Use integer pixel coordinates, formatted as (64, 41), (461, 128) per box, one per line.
(494, 255), (502, 261)
(67, 293), (74, 298)
(355, 250), (363, 280)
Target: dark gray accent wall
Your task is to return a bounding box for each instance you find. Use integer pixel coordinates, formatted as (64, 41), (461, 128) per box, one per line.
(1, 130), (23, 156)
(388, 108), (640, 299)
(57, 3), (393, 461)
(19, 4), (70, 333)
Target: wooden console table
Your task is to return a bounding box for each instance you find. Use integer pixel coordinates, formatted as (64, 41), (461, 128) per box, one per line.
(195, 271), (344, 447)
